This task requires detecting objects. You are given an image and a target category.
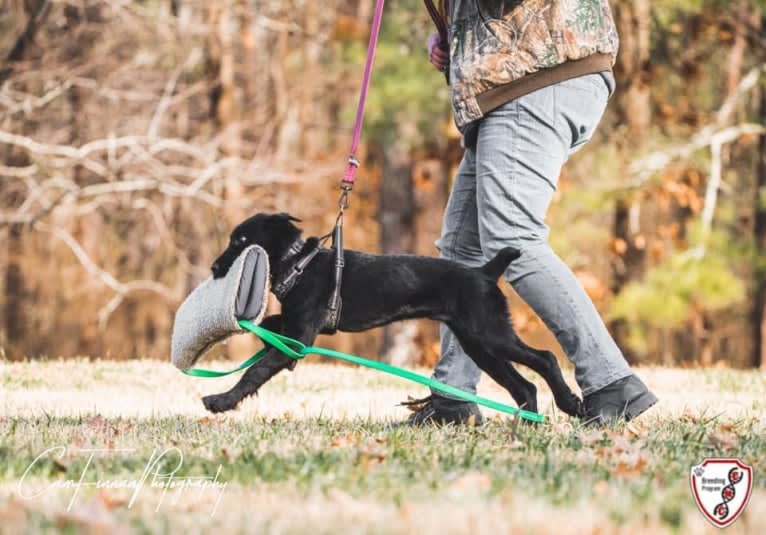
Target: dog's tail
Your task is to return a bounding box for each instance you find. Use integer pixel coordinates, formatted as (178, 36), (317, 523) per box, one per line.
(480, 247), (522, 280)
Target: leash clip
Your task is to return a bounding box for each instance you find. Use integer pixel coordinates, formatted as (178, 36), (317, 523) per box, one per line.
(339, 154), (359, 210)
(338, 189), (350, 211)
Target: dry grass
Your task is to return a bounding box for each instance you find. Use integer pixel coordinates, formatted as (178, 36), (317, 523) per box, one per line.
(1, 359), (764, 534)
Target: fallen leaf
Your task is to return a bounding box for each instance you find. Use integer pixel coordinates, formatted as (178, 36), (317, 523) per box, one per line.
(577, 429), (605, 447)
(53, 457), (69, 473)
(611, 455), (648, 478)
(55, 497), (125, 535)
(331, 434), (356, 448)
(0, 498), (28, 527)
(97, 490), (127, 511)
(625, 422), (643, 439)
(707, 431), (739, 451)
(356, 444), (387, 468)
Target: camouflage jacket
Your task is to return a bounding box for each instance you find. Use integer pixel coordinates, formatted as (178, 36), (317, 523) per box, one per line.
(446, 0), (619, 130)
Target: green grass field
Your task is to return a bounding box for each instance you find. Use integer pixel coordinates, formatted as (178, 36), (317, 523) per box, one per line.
(1, 358), (764, 534)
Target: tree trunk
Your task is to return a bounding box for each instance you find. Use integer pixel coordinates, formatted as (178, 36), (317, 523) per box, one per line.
(3, 223), (26, 360)
(379, 137), (416, 364)
(2, 1), (50, 359)
(609, 0), (651, 363)
(753, 14), (766, 369)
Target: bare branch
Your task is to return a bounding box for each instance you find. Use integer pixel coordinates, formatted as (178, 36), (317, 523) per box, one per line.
(0, 163), (38, 177)
(37, 224), (179, 330)
(625, 123), (765, 190)
(716, 64), (764, 125)
(0, 79), (74, 116)
(620, 63), (766, 191)
(147, 50), (201, 139)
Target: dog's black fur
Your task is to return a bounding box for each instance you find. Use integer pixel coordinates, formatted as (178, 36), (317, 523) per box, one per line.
(203, 212), (583, 418)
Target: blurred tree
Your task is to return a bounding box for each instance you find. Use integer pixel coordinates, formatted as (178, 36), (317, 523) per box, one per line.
(754, 12), (766, 369)
(1, 0), (765, 368)
(610, 0), (651, 363)
(2, 0), (50, 359)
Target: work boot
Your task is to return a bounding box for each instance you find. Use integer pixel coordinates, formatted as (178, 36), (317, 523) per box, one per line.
(583, 374), (658, 426)
(401, 394), (484, 426)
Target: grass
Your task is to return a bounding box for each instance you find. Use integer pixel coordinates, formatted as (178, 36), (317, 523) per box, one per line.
(0, 358), (764, 534)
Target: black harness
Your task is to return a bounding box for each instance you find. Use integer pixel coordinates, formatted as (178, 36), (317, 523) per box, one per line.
(271, 218), (345, 334)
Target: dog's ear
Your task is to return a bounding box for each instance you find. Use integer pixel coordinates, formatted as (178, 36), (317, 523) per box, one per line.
(276, 212), (302, 223)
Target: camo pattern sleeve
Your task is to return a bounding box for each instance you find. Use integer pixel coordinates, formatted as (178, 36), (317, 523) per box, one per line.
(447, 0), (619, 129)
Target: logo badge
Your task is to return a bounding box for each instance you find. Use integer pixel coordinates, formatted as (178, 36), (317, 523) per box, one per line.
(690, 458), (753, 528)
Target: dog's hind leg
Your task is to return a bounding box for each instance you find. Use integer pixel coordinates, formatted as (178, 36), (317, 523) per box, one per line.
(452, 317), (583, 417)
(503, 336), (584, 417)
(477, 317), (583, 416)
(449, 325), (539, 414)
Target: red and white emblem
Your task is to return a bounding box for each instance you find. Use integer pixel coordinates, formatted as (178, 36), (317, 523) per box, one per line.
(690, 458), (753, 528)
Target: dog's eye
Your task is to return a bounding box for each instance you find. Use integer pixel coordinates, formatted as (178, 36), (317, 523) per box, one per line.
(239, 236), (248, 243)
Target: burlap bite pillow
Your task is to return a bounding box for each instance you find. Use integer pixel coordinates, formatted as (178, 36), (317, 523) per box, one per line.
(171, 245), (270, 370)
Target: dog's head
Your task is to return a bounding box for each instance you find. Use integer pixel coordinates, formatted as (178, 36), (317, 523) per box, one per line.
(211, 212), (302, 279)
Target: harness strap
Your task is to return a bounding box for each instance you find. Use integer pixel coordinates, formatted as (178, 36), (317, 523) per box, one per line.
(279, 239), (305, 263)
(324, 217), (345, 333)
(270, 232), (343, 333)
(272, 240), (321, 300)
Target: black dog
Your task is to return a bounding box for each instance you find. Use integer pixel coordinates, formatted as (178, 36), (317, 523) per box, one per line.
(202, 212), (583, 418)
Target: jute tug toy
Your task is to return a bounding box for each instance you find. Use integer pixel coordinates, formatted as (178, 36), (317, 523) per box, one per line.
(169, 0), (545, 424)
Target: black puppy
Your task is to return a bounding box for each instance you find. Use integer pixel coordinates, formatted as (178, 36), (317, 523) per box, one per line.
(203, 212), (583, 418)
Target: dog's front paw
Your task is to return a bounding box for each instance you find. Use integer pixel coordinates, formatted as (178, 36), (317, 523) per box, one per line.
(572, 396), (585, 418)
(202, 392), (239, 413)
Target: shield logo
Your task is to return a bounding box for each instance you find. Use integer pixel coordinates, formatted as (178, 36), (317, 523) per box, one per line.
(690, 458), (753, 528)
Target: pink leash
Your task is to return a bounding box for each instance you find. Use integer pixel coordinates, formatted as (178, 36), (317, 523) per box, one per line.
(339, 0), (447, 201)
(340, 0), (387, 197)
(327, 0), (446, 330)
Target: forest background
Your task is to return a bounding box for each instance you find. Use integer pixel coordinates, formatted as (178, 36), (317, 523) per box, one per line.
(2, 0), (766, 371)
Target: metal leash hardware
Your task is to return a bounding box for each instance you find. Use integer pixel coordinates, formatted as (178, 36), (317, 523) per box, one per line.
(339, 155), (359, 211)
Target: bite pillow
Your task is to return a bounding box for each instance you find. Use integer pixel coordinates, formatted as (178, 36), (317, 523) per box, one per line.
(171, 245), (270, 370)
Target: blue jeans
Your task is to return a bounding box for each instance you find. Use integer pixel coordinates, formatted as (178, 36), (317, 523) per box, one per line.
(433, 72), (632, 398)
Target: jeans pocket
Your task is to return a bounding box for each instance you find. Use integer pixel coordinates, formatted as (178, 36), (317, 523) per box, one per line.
(565, 73), (610, 98)
(559, 76), (609, 154)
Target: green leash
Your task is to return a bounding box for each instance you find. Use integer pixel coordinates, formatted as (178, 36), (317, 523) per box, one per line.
(183, 319), (545, 424)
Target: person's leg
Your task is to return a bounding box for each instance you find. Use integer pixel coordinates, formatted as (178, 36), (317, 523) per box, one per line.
(411, 73), (656, 425)
(431, 145), (484, 395)
(406, 144), (487, 425)
(475, 73), (633, 396)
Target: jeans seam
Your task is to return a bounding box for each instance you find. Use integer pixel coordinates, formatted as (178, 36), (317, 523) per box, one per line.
(503, 101), (521, 247)
(582, 369), (632, 397)
(445, 198), (472, 262)
(519, 243), (617, 389)
(442, 153), (476, 262)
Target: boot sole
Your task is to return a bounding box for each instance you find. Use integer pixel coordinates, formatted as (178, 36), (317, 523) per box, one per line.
(624, 390), (659, 421)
